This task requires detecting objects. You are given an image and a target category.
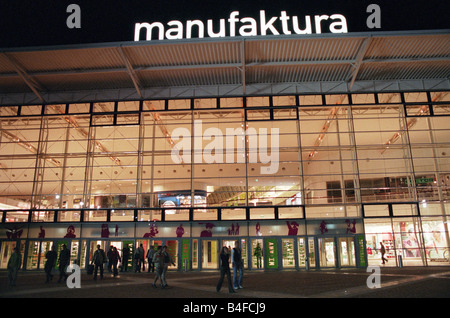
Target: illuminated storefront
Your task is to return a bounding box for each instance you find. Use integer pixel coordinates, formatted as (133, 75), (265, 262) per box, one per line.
(0, 30), (449, 271)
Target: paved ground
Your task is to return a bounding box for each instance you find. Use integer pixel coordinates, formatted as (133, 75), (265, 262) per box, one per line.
(1, 266), (449, 315)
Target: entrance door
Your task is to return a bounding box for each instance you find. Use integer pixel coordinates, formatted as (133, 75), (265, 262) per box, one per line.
(0, 242), (17, 269)
(338, 237), (356, 267)
(166, 240), (178, 269)
(251, 239), (264, 269)
(282, 238), (295, 268)
(264, 238), (278, 269)
(39, 241), (54, 269)
(26, 241), (40, 269)
(202, 240), (218, 269)
(318, 238), (336, 267)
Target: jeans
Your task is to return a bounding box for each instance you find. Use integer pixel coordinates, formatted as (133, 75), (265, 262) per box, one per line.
(233, 264), (243, 288)
(217, 267), (234, 292)
(94, 263), (104, 280)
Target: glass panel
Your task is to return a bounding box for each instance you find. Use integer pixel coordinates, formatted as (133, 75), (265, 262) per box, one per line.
(26, 241), (40, 269)
(246, 96), (270, 107)
(272, 96), (296, 106)
(240, 238), (248, 269)
(168, 99), (190, 110)
(192, 239), (199, 269)
(249, 207), (274, 219)
(364, 219), (395, 266)
(298, 237), (307, 268)
(318, 238), (335, 267)
(364, 204), (389, 217)
(194, 98), (217, 109)
(31, 211), (54, 222)
(68, 102), (90, 113)
(57, 210), (81, 222)
(282, 238), (295, 268)
(181, 239), (190, 270)
(422, 217), (450, 265)
(392, 204), (418, 216)
(39, 241), (53, 269)
(93, 102), (114, 112)
(246, 109), (270, 120)
(166, 240), (178, 269)
(221, 208), (246, 220)
(21, 105), (42, 116)
(278, 206), (303, 219)
(0, 106), (18, 116)
(264, 238), (278, 269)
(308, 237), (316, 268)
(117, 101), (140, 112)
(5, 211), (29, 222)
(299, 95), (323, 105)
(71, 240), (79, 265)
(251, 239), (264, 269)
(220, 97), (243, 108)
(339, 237), (356, 266)
(193, 208), (217, 221)
(0, 241), (18, 269)
(80, 240), (88, 269)
(351, 94), (375, 104)
(110, 209), (134, 222)
(393, 218), (425, 266)
(202, 240), (218, 269)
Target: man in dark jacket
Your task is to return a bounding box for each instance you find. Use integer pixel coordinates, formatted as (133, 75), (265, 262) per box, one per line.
(44, 245), (57, 283)
(92, 244), (106, 280)
(57, 244), (70, 283)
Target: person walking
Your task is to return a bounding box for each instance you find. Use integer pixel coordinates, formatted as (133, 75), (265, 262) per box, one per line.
(107, 245), (114, 273)
(111, 246), (121, 277)
(57, 244), (70, 283)
(216, 246), (235, 293)
(254, 243), (262, 269)
(380, 242), (388, 264)
(44, 245), (57, 283)
(147, 245), (156, 273)
(7, 247), (21, 286)
(92, 244), (107, 280)
(135, 244), (145, 272)
(152, 246), (164, 288)
(232, 244), (243, 289)
(121, 244), (130, 272)
(161, 245), (175, 288)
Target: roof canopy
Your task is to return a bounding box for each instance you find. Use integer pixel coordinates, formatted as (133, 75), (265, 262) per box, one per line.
(0, 30), (449, 104)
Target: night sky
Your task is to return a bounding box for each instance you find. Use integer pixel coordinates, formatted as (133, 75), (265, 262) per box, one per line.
(0, 0), (448, 48)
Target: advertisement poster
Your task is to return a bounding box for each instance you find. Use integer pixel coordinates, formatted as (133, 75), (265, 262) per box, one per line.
(265, 239), (278, 269)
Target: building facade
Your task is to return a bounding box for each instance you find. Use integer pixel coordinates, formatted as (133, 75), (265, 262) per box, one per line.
(0, 31), (449, 271)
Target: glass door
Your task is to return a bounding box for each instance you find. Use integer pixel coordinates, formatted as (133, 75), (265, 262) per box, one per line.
(282, 238), (295, 268)
(166, 240), (178, 269)
(264, 238), (278, 269)
(308, 237), (316, 268)
(318, 237), (336, 267)
(0, 241), (22, 269)
(202, 240), (218, 269)
(192, 239), (198, 269)
(39, 241), (54, 269)
(56, 240), (70, 269)
(251, 239), (264, 269)
(339, 237), (356, 267)
(26, 241), (40, 269)
(298, 237), (307, 268)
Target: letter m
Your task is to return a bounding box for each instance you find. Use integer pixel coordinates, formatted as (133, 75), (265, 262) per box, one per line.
(134, 22), (165, 41)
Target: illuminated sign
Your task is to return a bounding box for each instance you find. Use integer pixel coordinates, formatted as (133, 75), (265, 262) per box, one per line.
(134, 10), (348, 41)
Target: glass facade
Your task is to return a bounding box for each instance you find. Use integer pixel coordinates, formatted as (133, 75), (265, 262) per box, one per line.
(1, 91), (449, 270)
